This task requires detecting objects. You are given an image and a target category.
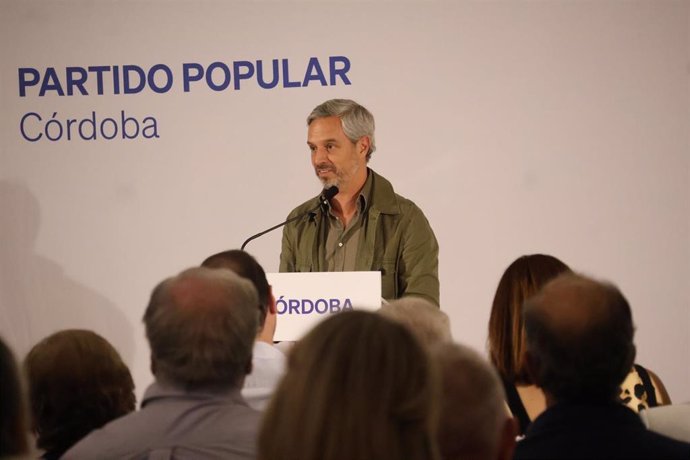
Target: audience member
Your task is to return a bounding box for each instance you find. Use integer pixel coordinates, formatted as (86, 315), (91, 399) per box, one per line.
(258, 310), (439, 460)
(0, 336), (30, 458)
(619, 363), (670, 411)
(488, 254), (669, 435)
(65, 267), (261, 459)
(514, 273), (690, 459)
(201, 249), (285, 411)
(24, 330), (135, 460)
(379, 297), (452, 348)
(432, 342), (516, 460)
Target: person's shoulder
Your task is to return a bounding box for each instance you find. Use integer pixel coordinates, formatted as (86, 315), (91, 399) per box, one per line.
(516, 403), (690, 460)
(391, 189), (432, 225)
(212, 399), (263, 442)
(253, 341), (286, 359)
(62, 411), (142, 459)
(369, 170), (425, 216)
(394, 192), (425, 214)
(65, 392), (261, 459)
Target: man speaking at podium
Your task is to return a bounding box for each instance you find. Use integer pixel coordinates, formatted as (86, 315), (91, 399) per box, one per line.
(279, 99), (439, 306)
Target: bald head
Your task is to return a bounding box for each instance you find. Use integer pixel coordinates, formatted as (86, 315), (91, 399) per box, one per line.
(144, 267), (259, 390)
(523, 273), (635, 403)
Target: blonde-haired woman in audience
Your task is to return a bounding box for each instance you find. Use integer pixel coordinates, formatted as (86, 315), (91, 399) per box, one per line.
(487, 254), (671, 435)
(259, 310), (439, 460)
(24, 329), (135, 460)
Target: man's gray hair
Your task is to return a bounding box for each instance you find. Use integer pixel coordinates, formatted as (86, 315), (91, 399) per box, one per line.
(143, 267), (259, 390)
(378, 297), (451, 348)
(432, 342), (509, 460)
(307, 99), (376, 161)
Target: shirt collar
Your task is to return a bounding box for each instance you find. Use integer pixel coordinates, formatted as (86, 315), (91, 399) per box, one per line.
(325, 168), (372, 215)
(142, 381), (246, 408)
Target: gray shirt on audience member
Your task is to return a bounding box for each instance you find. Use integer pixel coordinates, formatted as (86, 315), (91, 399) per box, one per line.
(63, 382), (260, 460)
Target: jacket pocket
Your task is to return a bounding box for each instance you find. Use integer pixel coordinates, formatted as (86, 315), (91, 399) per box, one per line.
(379, 259), (398, 300)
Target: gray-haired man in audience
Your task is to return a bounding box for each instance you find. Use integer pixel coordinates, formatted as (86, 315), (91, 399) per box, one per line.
(65, 267), (261, 459)
(378, 297), (452, 348)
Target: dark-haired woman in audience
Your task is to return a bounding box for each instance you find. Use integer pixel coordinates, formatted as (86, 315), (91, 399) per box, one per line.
(24, 330), (135, 459)
(0, 337), (30, 459)
(487, 254), (671, 435)
(259, 310), (439, 460)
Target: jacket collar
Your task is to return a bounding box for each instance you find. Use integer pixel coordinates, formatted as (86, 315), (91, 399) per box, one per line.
(366, 168), (399, 215)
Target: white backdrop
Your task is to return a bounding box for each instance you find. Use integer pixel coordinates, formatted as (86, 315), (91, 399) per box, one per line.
(1, 0), (688, 403)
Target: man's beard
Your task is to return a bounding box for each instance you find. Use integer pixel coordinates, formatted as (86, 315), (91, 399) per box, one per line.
(314, 163), (340, 188)
(320, 176), (339, 188)
(314, 162), (359, 189)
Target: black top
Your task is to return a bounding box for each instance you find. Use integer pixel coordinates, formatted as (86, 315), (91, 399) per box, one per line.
(42, 449), (66, 460)
(514, 402), (690, 460)
(504, 364), (660, 436)
(502, 375), (531, 435)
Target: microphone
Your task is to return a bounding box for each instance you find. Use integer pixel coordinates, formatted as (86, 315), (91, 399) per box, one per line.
(241, 186), (339, 251)
(322, 185), (340, 201)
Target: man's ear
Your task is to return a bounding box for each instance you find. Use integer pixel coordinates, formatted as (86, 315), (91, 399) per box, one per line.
(357, 136), (370, 158)
(267, 286), (276, 315)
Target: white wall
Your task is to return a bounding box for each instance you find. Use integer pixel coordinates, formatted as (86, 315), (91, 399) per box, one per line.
(1, 0), (688, 402)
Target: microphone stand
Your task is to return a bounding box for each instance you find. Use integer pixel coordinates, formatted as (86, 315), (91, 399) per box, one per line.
(241, 186), (339, 251)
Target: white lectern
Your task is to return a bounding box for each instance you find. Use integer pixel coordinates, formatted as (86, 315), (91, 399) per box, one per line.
(266, 271), (382, 341)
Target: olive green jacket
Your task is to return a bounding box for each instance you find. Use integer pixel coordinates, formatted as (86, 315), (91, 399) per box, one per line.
(279, 169), (439, 306)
